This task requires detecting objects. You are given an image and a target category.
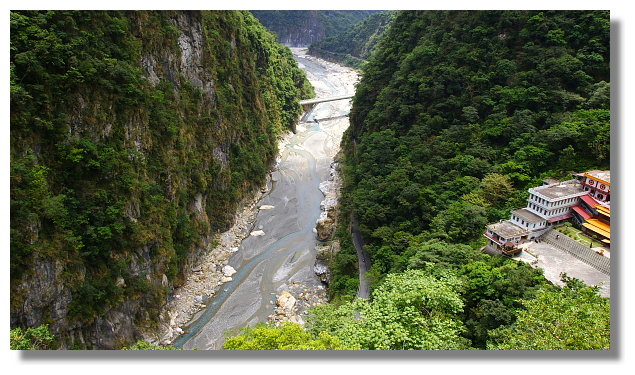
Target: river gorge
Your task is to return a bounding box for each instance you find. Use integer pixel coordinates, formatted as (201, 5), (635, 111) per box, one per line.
(148, 49), (358, 350)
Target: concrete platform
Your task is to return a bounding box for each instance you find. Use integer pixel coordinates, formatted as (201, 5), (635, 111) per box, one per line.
(516, 241), (610, 298)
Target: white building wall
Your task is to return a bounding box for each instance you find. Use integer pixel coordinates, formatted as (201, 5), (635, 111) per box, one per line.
(526, 195), (581, 220)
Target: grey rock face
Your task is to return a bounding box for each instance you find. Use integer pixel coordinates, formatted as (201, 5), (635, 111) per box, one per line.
(10, 12), (221, 349)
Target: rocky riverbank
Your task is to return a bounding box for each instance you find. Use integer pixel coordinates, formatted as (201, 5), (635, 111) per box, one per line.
(267, 137), (344, 328)
(315, 157), (342, 242)
(144, 134), (298, 346)
(313, 152), (343, 285)
(146, 49), (355, 348)
(267, 281), (328, 326)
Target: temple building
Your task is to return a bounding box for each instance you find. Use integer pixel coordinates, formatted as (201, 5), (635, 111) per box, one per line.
(572, 170), (611, 246)
(484, 170), (611, 254)
(576, 170), (611, 202)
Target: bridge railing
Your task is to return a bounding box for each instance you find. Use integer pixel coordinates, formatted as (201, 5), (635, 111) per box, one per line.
(299, 94), (354, 106)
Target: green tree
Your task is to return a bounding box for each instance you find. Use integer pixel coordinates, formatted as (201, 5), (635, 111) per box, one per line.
(405, 239), (483, 272)
(430, 201), (488, 242)
(10, 324), (56, 350)
(480, 173), (514, 206)
(122, 341), (181, 350)
(487, 278), (610, 350)
(223, 322), (352, 350)
(307, 270), (470, 350)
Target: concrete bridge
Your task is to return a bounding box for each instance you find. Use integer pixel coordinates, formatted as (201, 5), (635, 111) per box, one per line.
(299, 94), (354, 122)
(299, 94), (354, 106)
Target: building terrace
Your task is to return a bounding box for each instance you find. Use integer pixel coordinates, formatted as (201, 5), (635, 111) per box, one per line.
(485, 221), (528, 241)
(512, 208), (544, 224)
(530, 179), (585, 201)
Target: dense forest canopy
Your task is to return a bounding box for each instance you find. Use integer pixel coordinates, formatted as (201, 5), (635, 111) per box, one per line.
(334, 10), (610, 293)
(250, 10), (381, 46)
(308, 11), (397, 68)
(9, 9), (611, 351)
(10, 10), (313, 347)
(316, 10), (610, 349)
(221, 10), (611, 351)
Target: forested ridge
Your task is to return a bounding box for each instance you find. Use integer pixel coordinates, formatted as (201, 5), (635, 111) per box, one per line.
(330, 10), (610, 348)
(250, 10), (380, 47)
(10, 9), (612, 351)
(223, 10), (611, 350)
(308, 11), (397, 68)
(10, 10), (313, 348)
(334, 10), (609, 292)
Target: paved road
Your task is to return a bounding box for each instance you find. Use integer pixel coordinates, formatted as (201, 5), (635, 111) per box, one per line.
(351, 213), (371, 299)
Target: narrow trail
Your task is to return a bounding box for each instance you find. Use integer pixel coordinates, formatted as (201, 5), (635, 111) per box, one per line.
(172, 48), (358, 350)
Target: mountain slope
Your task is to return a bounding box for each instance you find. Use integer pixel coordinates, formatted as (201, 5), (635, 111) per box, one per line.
(250, 10), (380, 47)
(308, 11), (397, 68)
(333, 9), (609, 295)
(10, 10), (313, 349)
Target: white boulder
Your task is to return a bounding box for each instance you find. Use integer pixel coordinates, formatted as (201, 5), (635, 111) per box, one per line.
(276, 291), (296, 311)
(222, 265), (236, 277)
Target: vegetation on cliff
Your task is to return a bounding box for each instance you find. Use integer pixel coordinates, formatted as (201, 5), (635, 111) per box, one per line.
(323, 10), (610, 349)
(10, 10), (313, 348)
(250, 10), (380, 46)
(166, 10), (613, 351)
(308, 11), (397, 69)
(10, 324), (57, 350)
(333, 9), (609, 290)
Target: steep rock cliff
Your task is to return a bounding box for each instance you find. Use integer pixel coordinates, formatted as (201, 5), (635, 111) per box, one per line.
(250, 10), (379, 47)
(10, 10), (313, 349)
(308, 11), (396, 68)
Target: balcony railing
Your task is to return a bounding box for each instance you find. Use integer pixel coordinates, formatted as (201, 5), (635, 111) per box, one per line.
(483, 232), (502, 245)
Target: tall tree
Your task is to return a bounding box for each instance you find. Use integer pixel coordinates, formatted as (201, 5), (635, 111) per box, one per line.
(306, 270), (471, 350)
(487, 278), (610, 350)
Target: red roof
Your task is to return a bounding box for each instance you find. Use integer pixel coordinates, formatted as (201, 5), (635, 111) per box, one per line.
(548, 213), (573, 223)
(580, 194), (599, 208)
(571, 205), (592, 220)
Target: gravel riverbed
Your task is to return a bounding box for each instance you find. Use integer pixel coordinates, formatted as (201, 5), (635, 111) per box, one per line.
(144, 48), (357, 349)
